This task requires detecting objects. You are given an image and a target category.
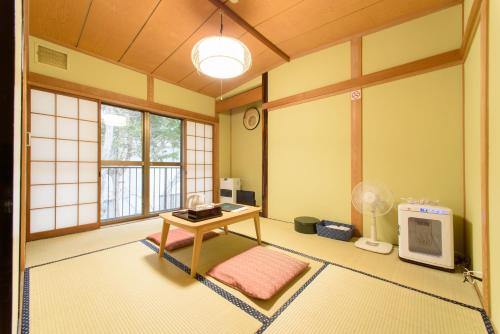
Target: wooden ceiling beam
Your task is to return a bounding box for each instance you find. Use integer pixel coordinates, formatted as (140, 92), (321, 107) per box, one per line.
(263, 49), (463, 111)
(207, 0), (290, 62)
(215, 86), (262, 112)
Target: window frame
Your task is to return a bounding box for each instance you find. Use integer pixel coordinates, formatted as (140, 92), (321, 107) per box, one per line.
(100, 104), (184, 224)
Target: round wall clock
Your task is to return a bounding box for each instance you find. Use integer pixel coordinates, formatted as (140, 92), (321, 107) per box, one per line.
(243, 107), (260, 130)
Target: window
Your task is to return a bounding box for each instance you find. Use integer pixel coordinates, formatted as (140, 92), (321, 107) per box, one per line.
(29, 89), (99, 235)
(149, 114), (182, 212)
(186, 121), (213, 204)
(100, 105), (143, 220)
(100, 105), (183, 222)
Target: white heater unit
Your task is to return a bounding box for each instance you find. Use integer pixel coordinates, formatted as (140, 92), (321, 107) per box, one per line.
(398, 204), (454, 270)
(220, 178), (240, 204)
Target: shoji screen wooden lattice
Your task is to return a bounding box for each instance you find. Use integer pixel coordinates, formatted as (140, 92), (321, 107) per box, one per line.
(186, 121), (213, 204)
(29, 89), (99, 237)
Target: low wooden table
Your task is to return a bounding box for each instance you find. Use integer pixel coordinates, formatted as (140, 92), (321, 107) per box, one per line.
(158, 206), (262, 277)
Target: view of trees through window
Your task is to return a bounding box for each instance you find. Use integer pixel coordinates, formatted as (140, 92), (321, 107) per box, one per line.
(101, 105), (142, 161)
(100, 105), (182, 221)
(150, 114), (181, 162)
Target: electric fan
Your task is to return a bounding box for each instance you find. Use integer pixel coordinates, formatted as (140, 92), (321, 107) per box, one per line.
(352, 181), (394, 254)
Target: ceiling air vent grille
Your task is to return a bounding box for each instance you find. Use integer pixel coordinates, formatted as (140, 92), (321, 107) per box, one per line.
(37, 45), (68, 70)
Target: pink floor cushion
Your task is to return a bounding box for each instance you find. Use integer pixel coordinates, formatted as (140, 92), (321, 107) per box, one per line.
(206, 246), (309, 300)
(147, 229), (219, 251)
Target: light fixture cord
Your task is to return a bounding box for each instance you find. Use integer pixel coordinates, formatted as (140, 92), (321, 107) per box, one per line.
(220, 10), (223, 35)
(219, 10), (223, 100)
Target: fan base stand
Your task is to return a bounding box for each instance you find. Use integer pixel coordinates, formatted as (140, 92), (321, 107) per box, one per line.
(354, 237), (393, 254)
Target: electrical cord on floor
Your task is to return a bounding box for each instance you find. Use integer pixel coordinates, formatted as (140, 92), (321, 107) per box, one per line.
(463, 268), (483, 284)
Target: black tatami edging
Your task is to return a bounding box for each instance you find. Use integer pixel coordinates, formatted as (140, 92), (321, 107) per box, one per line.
(141, 239), (329, 333)
(226, 229), (495, 333)
(22, 229), (495, 334)
(27, 239), (143, 270)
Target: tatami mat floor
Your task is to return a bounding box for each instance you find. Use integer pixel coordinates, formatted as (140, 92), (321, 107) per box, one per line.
(25, 217), (493, 333)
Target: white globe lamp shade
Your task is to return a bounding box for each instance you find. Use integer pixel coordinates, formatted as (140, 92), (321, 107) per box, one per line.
(191, 36), (252, 79)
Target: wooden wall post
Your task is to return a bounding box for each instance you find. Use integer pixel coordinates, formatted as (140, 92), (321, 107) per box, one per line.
(262, 73), (269, 217)
(351, 37), (363, 236)
(480, 0), (490, 315)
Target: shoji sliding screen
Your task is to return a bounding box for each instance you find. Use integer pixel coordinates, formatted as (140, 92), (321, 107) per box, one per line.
(186, 121), (213, 204)
(29, 89), (99, 238)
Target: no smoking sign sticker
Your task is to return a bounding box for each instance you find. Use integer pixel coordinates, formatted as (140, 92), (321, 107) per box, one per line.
(351, 90), (362, 101)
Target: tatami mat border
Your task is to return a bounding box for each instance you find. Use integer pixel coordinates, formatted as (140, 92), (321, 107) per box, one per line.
(21, 268), (29, 334)
(21, 228), (495, 334)
(255, 263), (329, 334)
(27, 239), (143, 269)
(226, 230), (495, 334)
(141, 238), (330, 333)
(141, 240), (270, 324)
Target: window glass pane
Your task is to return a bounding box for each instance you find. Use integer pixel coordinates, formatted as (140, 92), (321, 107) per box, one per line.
(101, 104), (143, 161)
(150, 114), (181, 162)
(101, 166), (143, 220)
(149, 166), (181, 212)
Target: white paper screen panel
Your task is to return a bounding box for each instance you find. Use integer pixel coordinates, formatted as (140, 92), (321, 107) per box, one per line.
(57, 118), (78, 140)
(186, 121), (213, 204)
(31, 114), (55, 137)
(29, 89), (99, 235)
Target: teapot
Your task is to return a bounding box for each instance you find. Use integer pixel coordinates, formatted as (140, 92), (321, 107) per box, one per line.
(186, 193), (205, 210)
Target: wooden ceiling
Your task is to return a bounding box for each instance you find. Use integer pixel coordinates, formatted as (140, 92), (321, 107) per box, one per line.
(30, 0), (460, 97)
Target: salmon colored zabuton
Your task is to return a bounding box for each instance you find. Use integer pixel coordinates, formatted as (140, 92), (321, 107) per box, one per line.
(207, 246), (309, 300)
(147, 229), (219, 251)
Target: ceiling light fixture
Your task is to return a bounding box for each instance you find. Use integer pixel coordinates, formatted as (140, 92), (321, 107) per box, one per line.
(191, 11), (251, 79)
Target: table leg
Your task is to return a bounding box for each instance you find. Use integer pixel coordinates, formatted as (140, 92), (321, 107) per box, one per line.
(158, 221), (171, 258)
(253, 214), (262, 245)
(223, 226), (228, 235)
(190, 231), (204, 278)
